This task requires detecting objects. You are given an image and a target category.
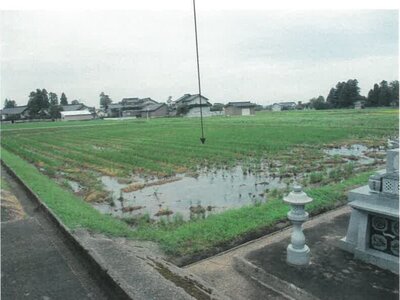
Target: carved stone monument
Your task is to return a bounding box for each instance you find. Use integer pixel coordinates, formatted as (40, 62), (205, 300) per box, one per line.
(340, 146), (399, 273)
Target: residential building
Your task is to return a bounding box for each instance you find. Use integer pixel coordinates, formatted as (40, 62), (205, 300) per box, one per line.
(60, 110), (94, 121)
(225, 101), (257, 116)
(173, 94), (212, 117)
(106, 97), (168, 118)
(1, 106), (29, 121)
(354, 101), (365, 109)
(62, 103), (95, 113)
(271, 102), (297, 111)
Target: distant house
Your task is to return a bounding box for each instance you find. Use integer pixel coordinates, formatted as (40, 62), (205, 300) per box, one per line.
(139, 103), (168, 118)
(1, 106), (29, 121)
(225, 101), (257, 116)
(106, 97), (168, 118)
(60, 110), (94, 121)
(62, 103), (94, 113)
(121, 97), (158, 106)
(271, 102), (297, 111)
(107, 104), (124, 117)
(354, 101), (365, 109)
(174, 94), (212, 117)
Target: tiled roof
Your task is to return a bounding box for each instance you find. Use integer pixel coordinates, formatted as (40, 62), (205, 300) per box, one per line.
(1, 106), (28, 115)
(226, 101), (256, 107)
(142, 103), (165, 112)
(175, 94), (209, 103)
(273, 102), (297, 106)
(108, 104), (123, 109)
(62, 104), (84, 111)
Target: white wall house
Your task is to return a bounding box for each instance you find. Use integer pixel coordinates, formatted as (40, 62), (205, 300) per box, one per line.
(60, 110), (93, 121)
(271, 102), (297, 111)
(174, 94), (214, 117)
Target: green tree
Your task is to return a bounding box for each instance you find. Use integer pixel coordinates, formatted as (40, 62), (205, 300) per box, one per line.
(210, 103), (224, 111)
(60, 92), (68, 105)
(49, 105), (62, 119)
(389, 80), (399, 106)
(27, 90), (41, 117)
(27, 89), (50, 118)
(100, 92), (112, 108)
(327, 79), (361, 108)
(176, 104), (189, 116)
(378, 80), (391, 106)
(40, 89), (50, 110)
(326, 87), (338, 108)
(3, 98), (17, 109)
(310, 95), (328, 110)
(71, 99), (80, 105)
(366, 84), (380, 107)
(49, 92), (58, 106)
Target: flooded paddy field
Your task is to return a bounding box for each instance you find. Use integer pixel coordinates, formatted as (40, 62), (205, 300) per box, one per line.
(1, 109), (396, 225)
(85, 143), (386, 223)
(93, 167), (287, 221)
(1, 109), (397, 259)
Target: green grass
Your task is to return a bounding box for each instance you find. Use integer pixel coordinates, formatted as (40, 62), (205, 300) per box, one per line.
(1, 148), (133, 236)
(0, 176), (11, 191)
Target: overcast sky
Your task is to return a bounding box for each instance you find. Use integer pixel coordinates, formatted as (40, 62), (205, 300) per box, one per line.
(1, 8), (398, 107)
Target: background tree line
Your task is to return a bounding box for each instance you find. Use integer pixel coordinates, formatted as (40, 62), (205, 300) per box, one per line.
(3, 90), (84, 119)
(26, 89), (70, 119)
(308, 79), (399, 110)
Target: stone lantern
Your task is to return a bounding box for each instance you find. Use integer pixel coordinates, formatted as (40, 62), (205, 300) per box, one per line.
(284, 185), (313, 266)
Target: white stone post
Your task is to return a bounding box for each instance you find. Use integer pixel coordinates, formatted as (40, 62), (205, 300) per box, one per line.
(284, 185), (313, 266)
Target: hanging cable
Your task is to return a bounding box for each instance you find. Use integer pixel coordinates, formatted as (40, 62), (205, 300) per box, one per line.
(192, 0), (206, 144)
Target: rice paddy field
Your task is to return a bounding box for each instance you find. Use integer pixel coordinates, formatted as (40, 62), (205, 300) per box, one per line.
(1, 108), (398, 262)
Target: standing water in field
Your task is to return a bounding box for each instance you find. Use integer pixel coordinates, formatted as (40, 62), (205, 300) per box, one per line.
(323, 144), (385, 165)
(93, 166), (287, 221)
(91, 143), (386, 222)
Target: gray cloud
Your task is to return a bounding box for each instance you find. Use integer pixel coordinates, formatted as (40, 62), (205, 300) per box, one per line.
(1, 10), (398, 107)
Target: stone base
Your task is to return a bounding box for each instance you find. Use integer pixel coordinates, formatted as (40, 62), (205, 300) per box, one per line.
(287, 244), (310, 266)
(340, 186), (399, 274)
(339, 238), (399, 274)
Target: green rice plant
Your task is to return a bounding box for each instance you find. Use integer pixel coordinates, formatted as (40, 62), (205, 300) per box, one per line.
(309, 171), (325, 184)
(328, 167), (343, 181)
(172, 213), (184, 225)
(344, 162), (355, 178)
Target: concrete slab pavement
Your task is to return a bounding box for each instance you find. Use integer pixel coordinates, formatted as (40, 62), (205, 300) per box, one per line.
(186, 206), (399, 300)
(1, 168), (108, 299)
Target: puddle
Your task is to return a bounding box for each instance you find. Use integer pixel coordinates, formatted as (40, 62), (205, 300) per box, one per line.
(324, 144), (384, 165)
(92, 145), (105, 151)
(67, 180), (82, 193)
(93, 166), (288, 221)
(90, 143), (386, 223)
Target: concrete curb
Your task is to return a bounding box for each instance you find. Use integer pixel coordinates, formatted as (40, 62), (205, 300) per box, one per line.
(1, 160), (132, 300)
(233, 256), (319, 300)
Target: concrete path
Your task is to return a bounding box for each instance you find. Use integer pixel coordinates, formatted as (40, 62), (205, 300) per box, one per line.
(242, 212), (399, 300)
(1, 166), (108, 300)
(186, 206), (399, 300)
